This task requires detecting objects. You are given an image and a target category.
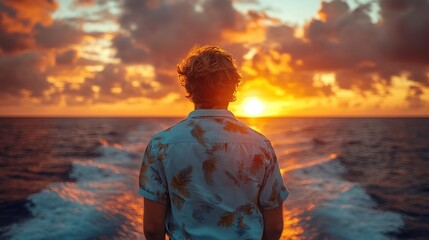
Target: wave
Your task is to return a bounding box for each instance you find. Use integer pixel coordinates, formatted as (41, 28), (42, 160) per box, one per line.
(280, 155), (404, 240)
(5, 120), (405, 240)
(5, 139), (145, 240)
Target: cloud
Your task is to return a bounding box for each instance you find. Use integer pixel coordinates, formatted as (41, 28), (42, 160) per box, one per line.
(263, 0), (429, 96)
(0, 0), (87, 104)
(0, 0), (427, 114)
(35, 21), (85, 49)
(406, 85), (426, 109)
(112, 35), (148, 64)
(60, 64), (157, 104)
(241, 46), (334, 98)
(113, 0), (249, 86)
(0, 0), (57, 53)
(73, 0), (95, 7)
(116, 0), (248, 66)
(0, 52), (52, 97)
(0, 0), (84, 53)
(378, 0), (429, 64)
(55, 49), (79, 65)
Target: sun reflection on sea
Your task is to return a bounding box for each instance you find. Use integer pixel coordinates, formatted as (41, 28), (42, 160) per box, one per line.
(281, 208), (305, 239)
(99, 192), (143, 238)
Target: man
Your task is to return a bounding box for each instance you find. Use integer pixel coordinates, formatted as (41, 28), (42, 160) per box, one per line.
(139, 45), (289, 240)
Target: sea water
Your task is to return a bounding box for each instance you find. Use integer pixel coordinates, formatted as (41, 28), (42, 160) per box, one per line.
(1, 117), (428, 240)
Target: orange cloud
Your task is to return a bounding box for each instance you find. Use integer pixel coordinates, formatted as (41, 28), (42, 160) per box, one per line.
(0, 0), (428, 116)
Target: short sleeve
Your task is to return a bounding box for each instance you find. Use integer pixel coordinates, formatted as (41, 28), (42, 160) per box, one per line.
(258, 144), (289, 210)
(138, 140), (169, 204)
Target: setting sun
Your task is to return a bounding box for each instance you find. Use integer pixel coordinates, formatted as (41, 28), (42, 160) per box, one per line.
(243, 97), (265, 117)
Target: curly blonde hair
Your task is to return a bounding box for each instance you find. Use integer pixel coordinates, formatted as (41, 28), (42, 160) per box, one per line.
(177, 45), (241, 108)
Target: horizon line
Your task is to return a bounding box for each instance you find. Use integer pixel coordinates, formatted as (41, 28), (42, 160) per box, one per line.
(1, 114), (428, 118)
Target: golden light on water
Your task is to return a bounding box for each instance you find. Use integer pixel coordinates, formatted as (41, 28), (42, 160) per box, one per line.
(243, 97), (266, 117)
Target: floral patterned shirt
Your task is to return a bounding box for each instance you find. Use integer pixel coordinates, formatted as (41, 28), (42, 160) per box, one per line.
(139, 109), (289, 240)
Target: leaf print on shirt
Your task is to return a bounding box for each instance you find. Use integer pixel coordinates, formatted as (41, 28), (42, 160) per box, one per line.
(236, 215), (250, 237)
(225, 170), (239, 186)
(203, 144), (228, 185)
(199, 202), (215, 213)
(171, 192), (185, 210)
(237, 203), (255, 216)
(218, 211), (235, 228)
(191, 123), (206, 145)
(205, 143), (228, 155)
(212, 117), (224, 124)
(225, 159), (254, 187)
(202, 157), (216, 185)
(192, 209), (205, 222)
(139, 147), (151, 186)
(171, 166), (193, 197)
(269, 179), (279, 203)
(237, 160), (253, 184)
(151, 167), (163, 185)
(237, 215), (246, 228)
(157, 143), (168, 161)
(223, 121), (249, 134)
(153, 136), (162, 141)
(156, 191), (168, 203)
(139, 160), (148, 186)
(191, 201), (216, 222)
(259, 146), (272, 161)
(145, 144), (154, 164)
(250, 154), (264, 174)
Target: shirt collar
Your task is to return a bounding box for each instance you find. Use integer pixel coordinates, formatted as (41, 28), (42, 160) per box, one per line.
(187, 109), (236, 119)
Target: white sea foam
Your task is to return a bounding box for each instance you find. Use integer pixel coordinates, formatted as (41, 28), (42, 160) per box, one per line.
(6, 136), (146, 240)
(6, 121), (405, 240)
(5, 183), (118, 240)
(281, 155), (404, 240)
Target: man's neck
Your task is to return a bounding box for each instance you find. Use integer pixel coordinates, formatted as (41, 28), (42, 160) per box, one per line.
(194, 103), (229, 110)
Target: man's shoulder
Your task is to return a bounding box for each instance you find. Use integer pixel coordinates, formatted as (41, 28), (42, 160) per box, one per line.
(228, 118), (271, 141)
(149, 116), (272, 147)
(149, 118), (190, 142)
(206, 116), (273, 147)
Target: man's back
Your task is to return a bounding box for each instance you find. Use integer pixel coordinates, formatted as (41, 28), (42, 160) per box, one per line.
(139, 109), (289, 239)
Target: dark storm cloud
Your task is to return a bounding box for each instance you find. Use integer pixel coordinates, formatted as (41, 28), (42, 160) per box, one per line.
(35, 21), (85, 49)
(0, 0), (84, 53)
(0, 52), (50, 97)
(0, 0), (57, 53)
(62, 64), (154, 104)
(113, 0), (248, 91)
(105, 0), (259, 102)
(0, 0), (87, 102)
(0, 29), (33, 54)
(267, 0), (429, 93)
(1, 0), (428, 108)
(112, 35), (148, 64)
(55, 49), (79, 65)
(378, 0), (429, 64)
(116, 0), (246, 67)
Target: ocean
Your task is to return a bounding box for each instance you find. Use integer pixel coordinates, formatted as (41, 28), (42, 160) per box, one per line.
(0, 117), (428, 240)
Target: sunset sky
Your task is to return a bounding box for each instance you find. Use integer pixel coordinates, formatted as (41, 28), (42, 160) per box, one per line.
(0, 0), (428, 117)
